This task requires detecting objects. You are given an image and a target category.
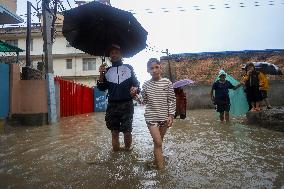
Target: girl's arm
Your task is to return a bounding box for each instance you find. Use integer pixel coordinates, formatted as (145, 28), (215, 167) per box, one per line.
(167, 82), (176, 127)
(167, 82), (176, 117)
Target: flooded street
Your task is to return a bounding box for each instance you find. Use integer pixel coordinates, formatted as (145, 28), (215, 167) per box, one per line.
(0, 106), (283, 189)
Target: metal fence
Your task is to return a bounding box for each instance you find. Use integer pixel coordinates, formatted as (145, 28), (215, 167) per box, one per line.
(54, 77), (94, 117)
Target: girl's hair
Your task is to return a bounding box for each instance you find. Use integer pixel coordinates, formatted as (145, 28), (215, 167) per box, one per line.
(147, 58), (160, 70)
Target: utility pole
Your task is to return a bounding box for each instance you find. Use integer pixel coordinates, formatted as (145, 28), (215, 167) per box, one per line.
(42, 0), (53, 73)
(26, 1), (31, 67)
(162, 49), (173, 82)
(42, 0), (57, 124)
(24, 1), (38, 79)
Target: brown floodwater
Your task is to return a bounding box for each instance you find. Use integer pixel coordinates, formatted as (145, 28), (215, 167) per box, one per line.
(0, 106), (283, 189)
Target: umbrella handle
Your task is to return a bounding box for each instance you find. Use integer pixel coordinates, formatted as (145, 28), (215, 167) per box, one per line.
(101, 56), (106, 64)
(100, 56), (107, 74)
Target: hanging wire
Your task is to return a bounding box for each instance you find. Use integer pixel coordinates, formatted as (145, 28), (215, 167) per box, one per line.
(127, 0), (282, 15)
(36, 0), (42, 11)
(12, 0), (284, 21)
(58, 0), (67, 12)
(66, 0), (72, 9)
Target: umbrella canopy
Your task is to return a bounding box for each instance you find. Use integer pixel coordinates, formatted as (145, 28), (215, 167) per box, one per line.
(62, 1), (148, 58)
(243, 62), (283, 75)
(173, 79), (194, 88)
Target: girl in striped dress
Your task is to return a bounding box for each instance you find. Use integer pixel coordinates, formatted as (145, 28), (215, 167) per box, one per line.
(139, 58), (176, 169)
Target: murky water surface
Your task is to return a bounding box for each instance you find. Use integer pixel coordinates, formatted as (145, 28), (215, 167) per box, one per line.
(0, 106), (283, 188)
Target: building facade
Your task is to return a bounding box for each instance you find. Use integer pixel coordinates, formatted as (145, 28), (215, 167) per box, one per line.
(0, 24), (111, 87)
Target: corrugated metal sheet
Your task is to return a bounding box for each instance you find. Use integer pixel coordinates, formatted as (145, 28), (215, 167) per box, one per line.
(0, 4), (23, 24)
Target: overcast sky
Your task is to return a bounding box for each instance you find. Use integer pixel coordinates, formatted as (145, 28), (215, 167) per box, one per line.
(17, 0), (284, 84)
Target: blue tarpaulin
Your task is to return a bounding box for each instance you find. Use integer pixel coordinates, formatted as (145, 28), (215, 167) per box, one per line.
(215, 70), (249, 116)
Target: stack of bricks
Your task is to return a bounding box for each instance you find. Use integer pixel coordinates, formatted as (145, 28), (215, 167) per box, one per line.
(161, 50), (284, 85)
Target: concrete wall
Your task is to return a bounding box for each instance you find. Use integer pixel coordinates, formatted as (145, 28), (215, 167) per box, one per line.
(19, 80), (47, 113)
(10, 63), (22, 113)
(184, 80), (284, 110)
(184, 84), (214, 110)
(10, 64), (48, 114)
(268, 80), (284, 106)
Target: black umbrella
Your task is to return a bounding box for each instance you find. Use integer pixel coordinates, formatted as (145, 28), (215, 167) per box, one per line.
(243, 62), (283, 75)
(62, 1), (148, 58)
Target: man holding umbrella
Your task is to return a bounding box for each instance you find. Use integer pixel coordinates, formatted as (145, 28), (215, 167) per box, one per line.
(97, 44), (140, 151)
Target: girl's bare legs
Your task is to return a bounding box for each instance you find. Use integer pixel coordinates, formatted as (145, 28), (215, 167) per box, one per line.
(148, 125), (167, 169)
(159, 125), (168, 141)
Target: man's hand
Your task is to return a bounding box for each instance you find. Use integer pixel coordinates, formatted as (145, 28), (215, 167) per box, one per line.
(233, 83), (243, 90)
(98, 64), (107, 81)
(130, 86), (138, 98)
(211, 95), (215, 101)
(167, 115), (174, 128)
(99, 64), (107, 73)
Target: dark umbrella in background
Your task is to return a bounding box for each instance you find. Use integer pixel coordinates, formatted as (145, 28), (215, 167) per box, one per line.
(253, 62), (283, 75)
(243, 62), (283, 75)
(62, 1), (148, 58)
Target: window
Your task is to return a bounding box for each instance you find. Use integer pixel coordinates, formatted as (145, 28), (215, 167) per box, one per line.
(5, 39), (18, 47)
(82, 58), (96, 71)
(66, 59), (72, 69)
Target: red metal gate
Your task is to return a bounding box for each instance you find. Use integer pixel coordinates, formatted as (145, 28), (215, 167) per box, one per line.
(55, 77), (94, 117)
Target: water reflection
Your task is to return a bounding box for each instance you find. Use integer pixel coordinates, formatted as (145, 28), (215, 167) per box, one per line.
(0, 106), (283, 188)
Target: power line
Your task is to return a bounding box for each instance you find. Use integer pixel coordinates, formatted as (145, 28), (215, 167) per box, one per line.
(126, 1), (284, 15)
(66, 0), (72, 9)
